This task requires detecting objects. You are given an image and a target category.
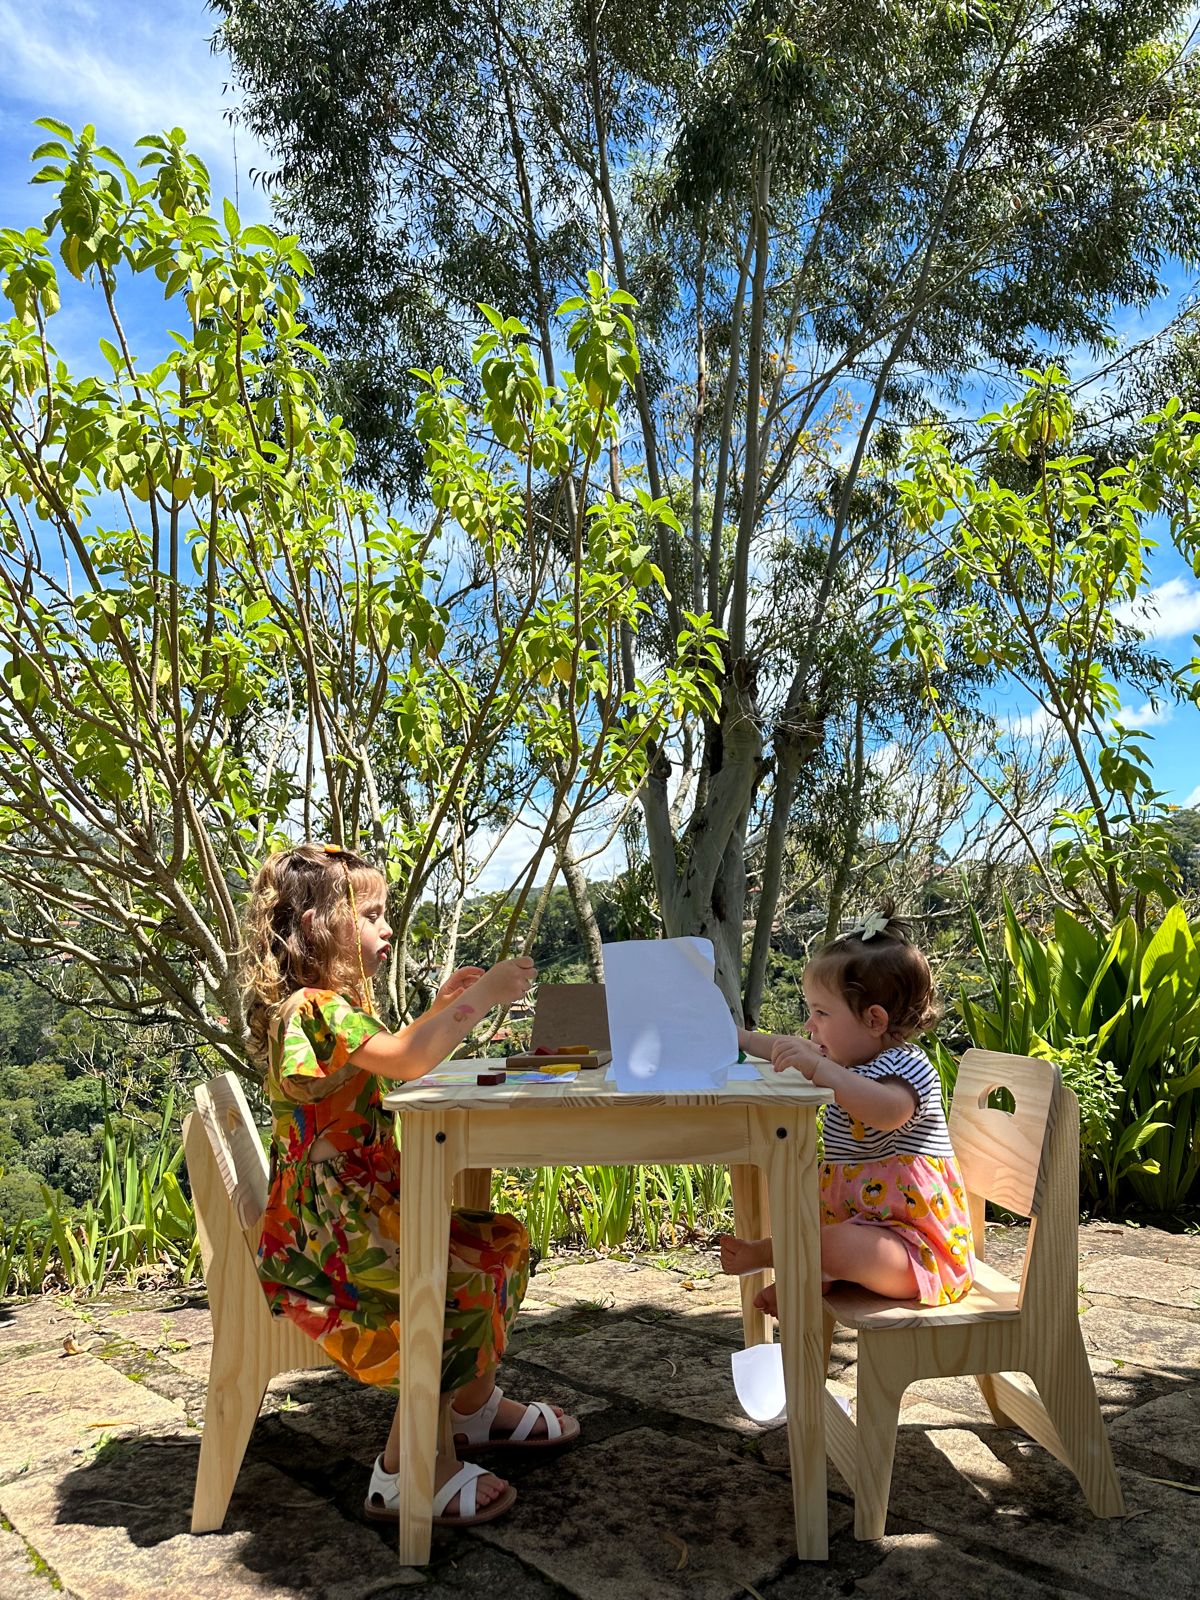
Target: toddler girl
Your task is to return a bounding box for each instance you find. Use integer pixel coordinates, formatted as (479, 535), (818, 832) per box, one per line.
(721, 907), (975, 1312)
(243, 842), (578, 1528)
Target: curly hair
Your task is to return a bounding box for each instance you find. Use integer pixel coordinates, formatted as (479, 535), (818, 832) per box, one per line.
(241, 843), (386, 1068)
(803, 899), (938, 1039)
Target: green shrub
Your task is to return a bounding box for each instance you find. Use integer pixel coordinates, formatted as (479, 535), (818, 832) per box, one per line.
(960, 899), (1200, 1214)
(1, 1087), (200, 1295)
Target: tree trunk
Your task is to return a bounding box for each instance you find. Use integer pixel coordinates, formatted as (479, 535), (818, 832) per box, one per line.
(824, 702), (867, 941)
(560, 837), (605, 981)
(642, 665), (762, 1011)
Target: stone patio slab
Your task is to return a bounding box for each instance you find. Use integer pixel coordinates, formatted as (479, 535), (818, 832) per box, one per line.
(886, 1421), (1200, 1598)
(1078, 1224), (1200, 1268)
(0, 1298), (84, 1358)
(1080, 1254), (1200, 1311)
(853, 1533), (1068, 1598)
(0, 1223), (1195, 1599)
(515, 1317), (758, 1432)
(0, 1349), (181, 1483)
(0, 1520), (64, 1599)
(1108, 1383), (1200, 1473)
(1, 1445), (420, 1600)
(1077, 1303), (1200, 1378)
(476, 1424), (850, 1600)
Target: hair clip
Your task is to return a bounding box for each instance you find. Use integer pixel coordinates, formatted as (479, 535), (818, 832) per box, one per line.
(848, 910), (890, 942)
(323, 843), (347, 856)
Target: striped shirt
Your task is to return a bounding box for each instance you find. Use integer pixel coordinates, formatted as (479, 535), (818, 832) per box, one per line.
(822, 1045), (955, 1161)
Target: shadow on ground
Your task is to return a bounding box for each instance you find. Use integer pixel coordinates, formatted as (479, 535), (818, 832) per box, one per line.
(1, 1223), (1198, 1600)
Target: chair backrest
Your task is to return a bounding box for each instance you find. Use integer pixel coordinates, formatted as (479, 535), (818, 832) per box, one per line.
(948, 1049), (1060, 1219)
(192, 1072), (270, 1233)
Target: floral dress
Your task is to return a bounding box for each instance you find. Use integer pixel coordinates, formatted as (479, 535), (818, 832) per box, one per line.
(820, 1044), (975, 1305)
(256, 987), (529, 1392)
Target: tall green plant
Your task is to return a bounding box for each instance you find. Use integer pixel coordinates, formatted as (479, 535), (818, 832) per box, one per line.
(494, 1163), (733, 1255)
(1, 1089), (200, 1295)
(889, 371), (1199, 924)
(961, 900), (1200, 1213)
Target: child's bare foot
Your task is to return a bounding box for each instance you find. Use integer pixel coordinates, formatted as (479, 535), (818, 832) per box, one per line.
(718, 1234), (773, 1276)
(364, 1450), (513, 1526)
(753, 1282), (778, 1317)
(435, 1452), (508, 1513)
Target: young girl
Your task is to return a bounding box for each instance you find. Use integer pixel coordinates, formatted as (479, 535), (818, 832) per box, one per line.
(243, 843), (578, 1529)
(721, 908), (975, 1312)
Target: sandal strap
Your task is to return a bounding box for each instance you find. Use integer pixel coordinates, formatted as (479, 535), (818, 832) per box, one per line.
(450, 1384), (505, 1446)
(511, 1398), (560, 1443)
(433, 1461), (485, 1519)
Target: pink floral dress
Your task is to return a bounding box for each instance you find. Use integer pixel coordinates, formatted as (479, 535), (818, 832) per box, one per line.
(820, 1045), (975, 1305)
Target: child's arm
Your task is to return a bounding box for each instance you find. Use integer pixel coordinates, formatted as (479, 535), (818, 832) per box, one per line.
(350, 958), (535, 1082)
(737, 1025), (787, 1059)
(771, 1036), (917, 1132)
(426, 967), (487, 1017)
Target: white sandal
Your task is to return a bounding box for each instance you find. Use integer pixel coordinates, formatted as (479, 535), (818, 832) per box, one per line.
(362, 1454), (517, 1527)
(450, 1384), (581, 1452)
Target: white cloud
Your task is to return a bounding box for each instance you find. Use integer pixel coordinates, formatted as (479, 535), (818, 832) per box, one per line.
(1113, 700), (1173, 730)
(1114, 576), (1200, 643)
(0, 2), (274, 221)
(998, 704), (1058, 739)
(1184, 784), (1200, 809)
(471, 812), (629, 895)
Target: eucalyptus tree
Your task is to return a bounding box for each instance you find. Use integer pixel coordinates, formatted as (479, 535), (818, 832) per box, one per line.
(0, 125), (718, 1068)
(217, 0), (1200, 1007)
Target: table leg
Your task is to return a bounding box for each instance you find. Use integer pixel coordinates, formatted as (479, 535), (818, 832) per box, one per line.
(453, 1166), (492, 1212)
(755, 1108), (827, 1561)
(729, 1162), (772, 1347)
(396, 1110), (463, 1564)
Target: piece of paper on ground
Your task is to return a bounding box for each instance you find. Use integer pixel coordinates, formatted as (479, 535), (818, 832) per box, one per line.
(732, 1344), (854, 1425)
(602, 937), (738, 1092)
(731, 1342), (787, 1422)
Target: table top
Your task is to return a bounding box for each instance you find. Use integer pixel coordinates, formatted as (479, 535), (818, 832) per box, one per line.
(383, 1057), (834, 1113)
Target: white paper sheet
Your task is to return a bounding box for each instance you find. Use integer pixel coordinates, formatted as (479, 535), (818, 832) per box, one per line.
(731, 1342), (787, 1422)
(601, 937), (738, 1092)
(731, 1344), (854, 1425)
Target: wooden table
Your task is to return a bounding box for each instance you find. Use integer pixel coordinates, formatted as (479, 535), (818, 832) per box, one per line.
(382, 1064), (833, 1564)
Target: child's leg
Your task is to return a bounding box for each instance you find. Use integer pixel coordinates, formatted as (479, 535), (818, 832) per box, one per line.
(752, 1222), (918, 1318)
(717, 1234), (773, 1275)
(821, 1221), (918, 1299)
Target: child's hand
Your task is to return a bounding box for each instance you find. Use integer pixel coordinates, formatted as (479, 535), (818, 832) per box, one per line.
(431, 967), (486, 1013)
(771, 1035), (827, 1078)
(485, 956), (537, 1005)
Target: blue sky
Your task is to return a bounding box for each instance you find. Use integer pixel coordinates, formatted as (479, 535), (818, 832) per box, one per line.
(2, 0), (1198, 836)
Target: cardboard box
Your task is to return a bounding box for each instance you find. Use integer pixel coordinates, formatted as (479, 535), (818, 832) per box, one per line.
(505, 982), (612, 1070)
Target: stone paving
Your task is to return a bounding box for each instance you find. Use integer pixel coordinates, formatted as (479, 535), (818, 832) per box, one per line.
(0, 1221), (1197, 1600)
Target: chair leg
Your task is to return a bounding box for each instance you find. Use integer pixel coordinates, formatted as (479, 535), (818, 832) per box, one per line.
(977, 1371), (1015, 1428)
(192, 1343), (272, 1533)
(851, 1334), (906, 1540)
(730, 1162), (771, 1348)
(822, 1305), (836, 1375)
(1029, 1327), (1125, 1517)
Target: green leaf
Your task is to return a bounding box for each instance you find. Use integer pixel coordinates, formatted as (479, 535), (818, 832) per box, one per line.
(34, 116), (74, 142)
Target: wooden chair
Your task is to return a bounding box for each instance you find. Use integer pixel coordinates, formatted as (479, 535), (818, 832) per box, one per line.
(820, 1048), (1125, 1539)
(183, 1072), (336, 1532)
(186, 1072), (461, 1535)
